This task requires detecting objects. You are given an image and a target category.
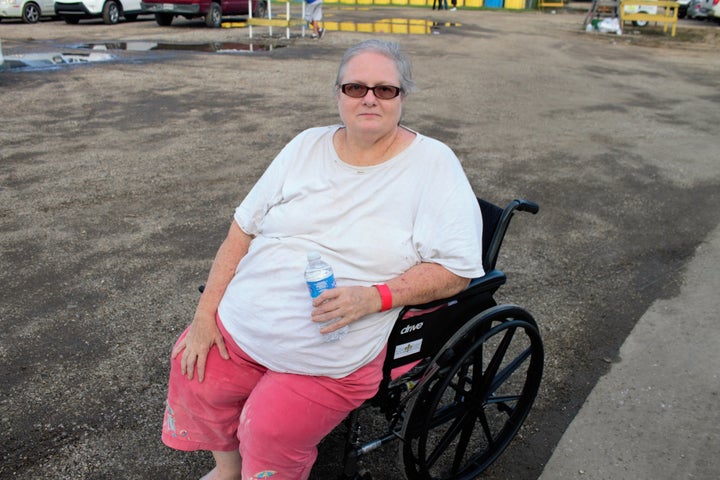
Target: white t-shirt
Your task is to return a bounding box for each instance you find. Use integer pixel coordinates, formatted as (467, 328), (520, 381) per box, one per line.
(217, 125), (484, 378)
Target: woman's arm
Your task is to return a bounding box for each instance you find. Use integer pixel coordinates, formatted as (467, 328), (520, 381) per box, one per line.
(172, 221), (253, 382)
(311, 263), (470, 333)
(384, 262), (470, 307)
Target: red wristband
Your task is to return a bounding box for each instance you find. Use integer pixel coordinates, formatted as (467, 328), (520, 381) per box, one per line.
(374, 284), (393, 312)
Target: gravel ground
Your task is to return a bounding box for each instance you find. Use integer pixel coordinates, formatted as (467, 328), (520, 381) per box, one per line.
(1, 6), (719, 480)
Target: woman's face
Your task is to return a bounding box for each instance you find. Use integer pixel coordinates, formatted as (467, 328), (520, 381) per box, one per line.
(337, 51), (404, 138)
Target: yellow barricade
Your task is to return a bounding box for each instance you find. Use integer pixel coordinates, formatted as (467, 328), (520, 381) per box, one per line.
(620, 0), (679, 37)
(324, 18), (434, 34)
(323, 0), (482, 6)
(538, 0), (564, 7)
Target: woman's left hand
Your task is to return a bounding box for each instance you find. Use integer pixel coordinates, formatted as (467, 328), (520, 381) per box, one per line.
(310, 286), (381, 333)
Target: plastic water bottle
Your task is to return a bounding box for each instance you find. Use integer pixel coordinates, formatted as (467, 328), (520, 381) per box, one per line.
(305, 252), (348, 342)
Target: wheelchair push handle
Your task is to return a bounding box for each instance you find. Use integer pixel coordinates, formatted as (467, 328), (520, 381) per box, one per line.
(482, 198), (539, 272)
(513, 198), (540, 215)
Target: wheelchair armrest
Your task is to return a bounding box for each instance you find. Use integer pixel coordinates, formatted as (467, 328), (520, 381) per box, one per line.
(399, 269), (506, 314)
(467, 269), (507, 290)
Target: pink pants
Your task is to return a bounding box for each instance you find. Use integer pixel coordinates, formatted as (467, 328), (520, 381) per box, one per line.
(162, 317), (385, 480)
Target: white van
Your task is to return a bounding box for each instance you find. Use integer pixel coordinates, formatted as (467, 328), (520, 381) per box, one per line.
(54, 0), (142, 24)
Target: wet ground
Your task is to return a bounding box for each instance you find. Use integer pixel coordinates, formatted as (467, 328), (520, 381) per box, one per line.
(1, 5), (720, 480)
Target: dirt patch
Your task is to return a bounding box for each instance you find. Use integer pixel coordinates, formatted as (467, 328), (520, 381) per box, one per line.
(2, 7), (719, 480)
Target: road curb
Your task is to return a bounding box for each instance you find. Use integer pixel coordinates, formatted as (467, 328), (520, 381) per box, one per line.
(539, 222), (720, 479)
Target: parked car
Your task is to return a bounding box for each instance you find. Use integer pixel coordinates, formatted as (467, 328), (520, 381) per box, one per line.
(686, 0), (713, 19)
(677, 0), (691, 18)
(140, 0), (266, 27)
(0, 0), (55, 23)
(710, 0), (720, 18)
(54, 0), (143, 24)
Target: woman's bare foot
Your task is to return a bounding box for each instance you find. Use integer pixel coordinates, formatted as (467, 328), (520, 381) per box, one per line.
(200, 451), (242, 480)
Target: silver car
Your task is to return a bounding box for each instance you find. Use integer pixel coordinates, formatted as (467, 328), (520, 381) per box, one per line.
(687, 0), (714, 19)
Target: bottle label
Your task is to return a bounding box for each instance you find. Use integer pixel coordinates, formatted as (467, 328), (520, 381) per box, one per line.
(307, 275), (336, 298)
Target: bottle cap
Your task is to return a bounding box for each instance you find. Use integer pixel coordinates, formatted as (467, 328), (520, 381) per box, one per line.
(307, 251), (321, 261)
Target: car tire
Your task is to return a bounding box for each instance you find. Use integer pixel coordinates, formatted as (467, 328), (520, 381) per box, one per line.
(22, 2), (41, 23)
(102, 0), (120, 24)
(155, 12), (173, 26)
(205, 2), (221, 28)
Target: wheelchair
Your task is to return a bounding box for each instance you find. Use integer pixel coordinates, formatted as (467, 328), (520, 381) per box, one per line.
(338, 198), (544, 480)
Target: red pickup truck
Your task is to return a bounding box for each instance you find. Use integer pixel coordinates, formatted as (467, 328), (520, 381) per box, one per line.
(140, 0), (266, 27)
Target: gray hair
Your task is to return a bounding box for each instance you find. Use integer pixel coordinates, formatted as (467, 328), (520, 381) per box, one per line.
(335, 40), (416, 96)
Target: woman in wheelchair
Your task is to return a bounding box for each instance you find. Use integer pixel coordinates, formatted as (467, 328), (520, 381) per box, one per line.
(161, 39), (485, 480)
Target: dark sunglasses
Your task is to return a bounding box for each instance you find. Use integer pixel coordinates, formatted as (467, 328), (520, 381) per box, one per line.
(340, 83), (403, 100)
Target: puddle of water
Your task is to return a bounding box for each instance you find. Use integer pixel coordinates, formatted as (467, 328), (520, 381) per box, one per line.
(0, 51), (114, 71)
(0, 41), (282, 71)
(76, 41), (283, 53)
(0, 18), (456, 72)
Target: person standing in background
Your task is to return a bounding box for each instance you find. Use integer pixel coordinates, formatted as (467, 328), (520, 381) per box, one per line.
(305, 0), (324, 39)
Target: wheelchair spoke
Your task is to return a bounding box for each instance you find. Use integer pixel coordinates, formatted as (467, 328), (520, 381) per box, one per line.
(451, 411), (479, 473)
(485, 394), (522, 408)
(422, 358), (500, 473)
(477, 406), (494, 445)
(479, 326), (516, 397)
(424, 407), (472, 468)
(489, 345), (533, 395)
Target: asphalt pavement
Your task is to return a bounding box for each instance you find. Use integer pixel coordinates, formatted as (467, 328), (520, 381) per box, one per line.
(539, 224), (720, 479)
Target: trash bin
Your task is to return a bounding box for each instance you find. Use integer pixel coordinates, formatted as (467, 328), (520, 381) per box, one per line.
(504, 0), (523, 7)
(485, 0), (503, 7)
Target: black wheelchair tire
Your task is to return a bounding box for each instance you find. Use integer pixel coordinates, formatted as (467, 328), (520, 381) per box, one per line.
(400, 304), (544, 480)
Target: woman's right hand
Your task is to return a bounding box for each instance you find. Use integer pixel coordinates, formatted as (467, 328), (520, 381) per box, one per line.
(171, 311), (230, 383)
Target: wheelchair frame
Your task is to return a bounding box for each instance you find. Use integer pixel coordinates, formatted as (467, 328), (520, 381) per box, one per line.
(338, 198), (543, 480)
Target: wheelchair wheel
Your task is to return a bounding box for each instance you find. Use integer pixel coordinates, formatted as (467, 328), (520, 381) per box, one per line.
(400, 305), (543, 480)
